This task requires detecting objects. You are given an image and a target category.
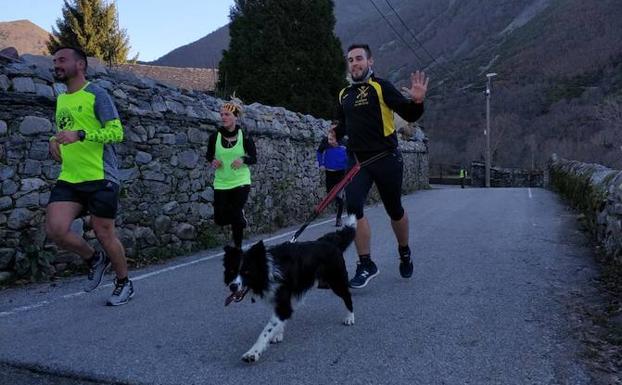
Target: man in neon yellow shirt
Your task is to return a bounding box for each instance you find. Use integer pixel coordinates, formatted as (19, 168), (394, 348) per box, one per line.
(46, 47), (133, 306)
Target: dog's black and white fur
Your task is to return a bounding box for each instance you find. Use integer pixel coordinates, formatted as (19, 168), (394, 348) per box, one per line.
(223, 214), (357, 362)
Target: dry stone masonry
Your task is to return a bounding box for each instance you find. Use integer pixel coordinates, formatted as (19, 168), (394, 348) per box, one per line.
(470, 162), (543, 188)
(0, 54), (428, 282)
(549, 155), (622, 264)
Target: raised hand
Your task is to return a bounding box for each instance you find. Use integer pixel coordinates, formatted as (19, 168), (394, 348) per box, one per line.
(402, 70), (429, 103)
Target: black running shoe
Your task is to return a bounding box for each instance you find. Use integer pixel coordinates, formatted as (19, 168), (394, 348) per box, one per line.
(398, 246), (414, 278)
(399, 257), (414, 278)
(349, 260), (379, 289)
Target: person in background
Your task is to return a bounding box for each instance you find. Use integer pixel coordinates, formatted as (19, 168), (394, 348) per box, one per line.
(460, 166), (467, 189)
(317, 121), (348, 227)
(207, 98), (257, 250)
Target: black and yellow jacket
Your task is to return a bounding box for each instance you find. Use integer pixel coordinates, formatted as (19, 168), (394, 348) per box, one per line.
(335, 74), (424, 156)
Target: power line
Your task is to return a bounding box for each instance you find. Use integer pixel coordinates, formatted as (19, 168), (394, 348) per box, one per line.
(383, 0), (461, 83)
(370, 0), (467, 95)
(367, 0), (440, 79)
(369, 0), (503, 104)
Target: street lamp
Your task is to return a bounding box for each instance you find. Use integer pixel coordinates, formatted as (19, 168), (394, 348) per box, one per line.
(485, 72), (497, 188)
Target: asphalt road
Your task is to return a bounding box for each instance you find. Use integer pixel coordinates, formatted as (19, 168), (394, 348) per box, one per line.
(0, 186), (599, 384)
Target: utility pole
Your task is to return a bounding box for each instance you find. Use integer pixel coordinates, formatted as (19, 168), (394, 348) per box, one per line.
(485, 72), (497, 188)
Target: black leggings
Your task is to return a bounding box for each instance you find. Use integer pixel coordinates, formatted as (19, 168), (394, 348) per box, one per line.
(345, 150), (404, 221)
(214, 185), (250, 247)
(325, 170), (345, 219)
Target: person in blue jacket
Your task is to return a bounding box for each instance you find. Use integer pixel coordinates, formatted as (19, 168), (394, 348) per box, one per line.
(317, 122), (348, 227)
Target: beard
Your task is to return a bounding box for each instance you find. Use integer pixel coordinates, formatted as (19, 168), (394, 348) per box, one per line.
(53, 69), (66, 82)
(53, 67), (74, 82)
(350, 67), (370, 82)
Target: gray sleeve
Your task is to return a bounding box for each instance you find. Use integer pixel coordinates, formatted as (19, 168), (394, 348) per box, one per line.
(86, 83), (120, 125)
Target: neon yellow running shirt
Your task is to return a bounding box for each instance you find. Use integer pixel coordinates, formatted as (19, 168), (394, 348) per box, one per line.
(55, 82), (123, 184)
(214, 130), (251, 189)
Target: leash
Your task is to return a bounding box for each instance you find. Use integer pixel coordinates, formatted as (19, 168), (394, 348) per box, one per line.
(289, 150), (390, 243)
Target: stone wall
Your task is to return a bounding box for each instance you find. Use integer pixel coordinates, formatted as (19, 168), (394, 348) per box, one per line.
(549, 155), (622, 264)
(116, 63), (217, 92)
(471, 162), (544, 187)
(0, 55), (429, 282)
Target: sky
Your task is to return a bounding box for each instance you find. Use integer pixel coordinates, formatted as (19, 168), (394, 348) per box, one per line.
(1, 0), (235, 61)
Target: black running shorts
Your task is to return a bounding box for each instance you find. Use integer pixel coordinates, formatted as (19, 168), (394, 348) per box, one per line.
(48, 180), (120, 219)
(345, 150), (405, 221)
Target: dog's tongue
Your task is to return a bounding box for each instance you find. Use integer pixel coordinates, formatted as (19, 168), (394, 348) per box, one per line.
(224, 288), (248, 306)
(224, 293), (237, 306)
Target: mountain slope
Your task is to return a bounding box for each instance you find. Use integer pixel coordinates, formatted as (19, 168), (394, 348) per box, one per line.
(0, 19), (50, 55)
(123, 0), (622, 169)
(150, 25), (229, 68)
(425, 0), (622, 169)
(148, 0), (538, 84)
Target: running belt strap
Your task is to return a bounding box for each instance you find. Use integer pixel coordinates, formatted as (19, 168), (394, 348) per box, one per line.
(315, 162), (361, 214)
(289, 150), (390, 243)
(355, 150), (391, 168)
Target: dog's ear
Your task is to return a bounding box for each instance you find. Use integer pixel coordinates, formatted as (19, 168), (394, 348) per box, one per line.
(246, 240), (265, 258)
(253, 240), (265, 252)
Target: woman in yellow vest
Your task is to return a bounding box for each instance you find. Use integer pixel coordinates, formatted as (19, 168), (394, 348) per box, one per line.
(206, 98), (257, 248)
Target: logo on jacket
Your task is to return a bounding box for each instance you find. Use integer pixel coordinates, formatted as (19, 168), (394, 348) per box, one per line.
(354, 86), (370, 107)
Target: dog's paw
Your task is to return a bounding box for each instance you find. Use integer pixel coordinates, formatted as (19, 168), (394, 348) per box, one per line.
(241, 350), (261, 363)
(343, 312), (355, 326)
(270, 332), (284, 344)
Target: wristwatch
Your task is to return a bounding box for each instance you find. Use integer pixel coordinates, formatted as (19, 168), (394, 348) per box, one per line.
(77, 130), (86, 141)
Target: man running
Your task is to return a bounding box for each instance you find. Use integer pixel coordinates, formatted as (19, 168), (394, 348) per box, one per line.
(46, 47), (133, 306)
(332, 44), (429, 289)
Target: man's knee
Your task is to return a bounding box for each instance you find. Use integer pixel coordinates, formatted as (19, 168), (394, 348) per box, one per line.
(347, 204), (364, 220)
(92, 219), (118, 243)
(388, 206), (404, 221)
(46, 222), (67, 243)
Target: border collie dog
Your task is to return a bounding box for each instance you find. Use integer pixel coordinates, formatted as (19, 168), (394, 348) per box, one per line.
(223, 215), (357, 362)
